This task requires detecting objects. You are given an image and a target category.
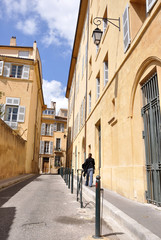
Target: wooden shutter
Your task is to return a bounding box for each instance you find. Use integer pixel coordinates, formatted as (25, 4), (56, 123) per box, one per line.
(50, 124), (54, 136)
(41, 123), (45, 135)
(22, 65), (30, 79)
(123, 4), (130, 53)
(104, 61), (108, 85)
(17, 106), (25, 122)
(146, 0), (157, 13)
(3, 63), (11, 77)
(0, 61), (4, 76)
(6, 97), (20, 106)
(40, 141), (44, 154)
(49, 141), (53, 154)
(61, 123), (64, 132)
(54, 123), (57, 131)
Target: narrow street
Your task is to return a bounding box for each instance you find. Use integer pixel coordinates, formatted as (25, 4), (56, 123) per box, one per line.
(0, 175), (122, 240)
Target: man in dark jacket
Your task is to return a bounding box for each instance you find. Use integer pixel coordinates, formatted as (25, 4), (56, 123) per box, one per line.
(82, 153), (95, 187)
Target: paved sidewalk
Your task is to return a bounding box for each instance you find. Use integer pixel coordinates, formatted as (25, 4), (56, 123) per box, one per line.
(0, 174), (36, 190)
(80, 180), (161, 240)
(0, 175), (123, 240)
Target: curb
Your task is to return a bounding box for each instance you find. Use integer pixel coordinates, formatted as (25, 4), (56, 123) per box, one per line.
(0, 174), (37, 190)
(81, 183), (160, 240)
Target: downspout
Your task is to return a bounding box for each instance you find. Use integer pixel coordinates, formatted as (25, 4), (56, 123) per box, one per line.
(84, 0), (90, 161)
(33, 87), (41, 173)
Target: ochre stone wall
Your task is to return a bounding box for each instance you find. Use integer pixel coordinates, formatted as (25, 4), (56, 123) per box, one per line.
(0, 119), (26, 179)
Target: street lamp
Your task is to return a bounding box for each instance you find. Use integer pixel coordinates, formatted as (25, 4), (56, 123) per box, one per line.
(92, 17), (120, 45)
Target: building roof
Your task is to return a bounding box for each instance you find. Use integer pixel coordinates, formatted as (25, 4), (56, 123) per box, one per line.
(65, 0), (88, 98)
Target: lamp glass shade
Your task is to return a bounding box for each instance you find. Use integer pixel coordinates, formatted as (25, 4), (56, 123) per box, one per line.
(92, 27), (103, 45)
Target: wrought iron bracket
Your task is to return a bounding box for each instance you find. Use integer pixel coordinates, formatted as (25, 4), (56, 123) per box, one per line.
(93, 17), (120, 31)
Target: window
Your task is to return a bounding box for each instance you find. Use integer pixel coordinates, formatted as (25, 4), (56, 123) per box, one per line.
(43, 109), (55, 115)
(44, 141), (50, 154)
(18, 51), (29, 58)
(104, 61), (108, 85)
(2, 97), (26, 129)
(3, 62), (30, 79)
(146, 0), (157, 13)
(55, 156), (61, 167)
(10, 65), (23, 78)
(89, 92), (91, 114)
(5, 106), (18, 122)
(57, 123), (61, 131)
(96, 78), (100, 99)
(45, 124), (50, 135)
(56, 138), (61, 150)
(40, 141), (53, 154)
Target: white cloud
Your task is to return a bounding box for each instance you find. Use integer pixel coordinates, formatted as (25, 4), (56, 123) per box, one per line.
(42, 79), (68, 113)
(16, 19), (38, 35)
(2, 0), (80, 47)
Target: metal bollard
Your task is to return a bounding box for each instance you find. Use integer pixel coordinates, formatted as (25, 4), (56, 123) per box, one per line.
(80, 170), (83, 208)
(68, 168), (70, 189)
(94, 175), (101, 238)
(71, 169), (73, 194)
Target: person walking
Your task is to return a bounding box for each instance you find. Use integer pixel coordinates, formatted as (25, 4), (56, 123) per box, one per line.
(82, 153), (95, 187)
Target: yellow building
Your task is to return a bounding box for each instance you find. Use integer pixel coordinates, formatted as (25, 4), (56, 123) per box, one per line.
(39, 102), (67, 174)
(66, 0), (161, 205)
(0, 37), (45, 173)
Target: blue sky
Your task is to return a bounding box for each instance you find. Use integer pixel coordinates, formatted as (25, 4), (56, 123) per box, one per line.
(0, 0), (80, 112)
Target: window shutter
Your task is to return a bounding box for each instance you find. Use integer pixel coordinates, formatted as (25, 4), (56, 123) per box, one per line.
(104, 61), (108, 85)
(40, 141), (44, 154)
(50, 124), (54, 136)
(6, 97), (20, 106)
(61, 123), (64, 132)
(0, 61), (4, 76)
(22, 65), (30, 79)
(146, 0), (157, 13)
(96, 78), (100, 99)
(49, 141), (53, 154)
(17, 106), (25, 122)
(123, 4), (130, 53)
(0, 104), (5, 120)
(82, 56), (84, 78)
(54, 123), (57, 131)
(41, 123), (45, 135)
(3, 63), (11, 77)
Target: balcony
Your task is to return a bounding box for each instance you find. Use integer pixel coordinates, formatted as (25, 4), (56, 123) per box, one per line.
(54, 147), (62, 153)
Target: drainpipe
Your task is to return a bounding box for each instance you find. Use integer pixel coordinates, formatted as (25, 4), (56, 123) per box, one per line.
(84, 0), (90, 161)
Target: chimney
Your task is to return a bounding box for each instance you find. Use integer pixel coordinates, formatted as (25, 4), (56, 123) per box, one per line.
(51, 101), (56, 111)
(10, 36), (16, 46)
(33, 40), (37, 60)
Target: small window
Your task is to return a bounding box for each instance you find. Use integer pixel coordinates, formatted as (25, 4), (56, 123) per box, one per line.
(57, 123), (61, 131)
(18, 51), (29, 58)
